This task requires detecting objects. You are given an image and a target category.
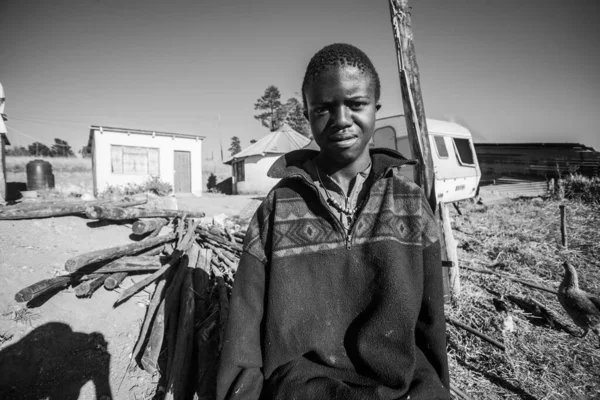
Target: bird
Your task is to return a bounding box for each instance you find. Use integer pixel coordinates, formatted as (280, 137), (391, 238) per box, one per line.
(492, 297), (510, 314)
(492, 296), (515, 334)
(557, 262), (600, 345)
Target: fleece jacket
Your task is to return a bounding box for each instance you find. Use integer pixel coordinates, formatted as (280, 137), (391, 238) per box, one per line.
(216, 148), (450, 400)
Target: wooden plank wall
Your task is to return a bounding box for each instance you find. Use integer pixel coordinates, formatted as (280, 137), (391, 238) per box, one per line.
(474, 143), (600, 183)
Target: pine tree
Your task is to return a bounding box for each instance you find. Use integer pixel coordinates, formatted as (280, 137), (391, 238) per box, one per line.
(254, 86), (285, 132)
(284, 97), (311, 138)
(229, 136), (242, 155)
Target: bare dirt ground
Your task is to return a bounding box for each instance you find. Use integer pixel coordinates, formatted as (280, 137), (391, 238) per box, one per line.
(0, 194), (262, 400)
(2, 189), (599, 399)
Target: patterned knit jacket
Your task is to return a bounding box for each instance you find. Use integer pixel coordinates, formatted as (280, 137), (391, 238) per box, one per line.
(216, 148), (450, 400)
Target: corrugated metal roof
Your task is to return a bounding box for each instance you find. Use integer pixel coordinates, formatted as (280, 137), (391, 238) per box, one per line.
(225, 124), (311, 164)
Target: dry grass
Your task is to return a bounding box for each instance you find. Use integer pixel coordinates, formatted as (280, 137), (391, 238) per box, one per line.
(448, 198), (600, 399)
(6, 156), (92, 173)
(6, 156), (232, 194)
(202, 158), (231, 191)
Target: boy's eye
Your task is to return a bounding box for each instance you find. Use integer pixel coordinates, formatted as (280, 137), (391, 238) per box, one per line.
(349, 101), (367, 110)
(313, 106), (328, 115)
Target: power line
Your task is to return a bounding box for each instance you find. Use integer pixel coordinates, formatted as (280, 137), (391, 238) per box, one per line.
(10, 114), (92, 124)
(5, 124), (73, 147)
(10, 116), (85, 129)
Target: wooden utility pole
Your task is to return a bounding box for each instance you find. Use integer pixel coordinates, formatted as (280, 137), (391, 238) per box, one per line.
(388, 0), (435, 211)
(388, 0), (460, 300)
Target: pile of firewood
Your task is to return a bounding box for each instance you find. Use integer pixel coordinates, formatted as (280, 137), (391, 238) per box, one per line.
(8, 196), (244, 399)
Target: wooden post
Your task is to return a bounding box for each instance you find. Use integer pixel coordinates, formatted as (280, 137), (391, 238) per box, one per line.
(389, 0), (461, 299)
(388, 0), (436, 212)
(440, 203), (460, 299)
(560, 204), (568, 248)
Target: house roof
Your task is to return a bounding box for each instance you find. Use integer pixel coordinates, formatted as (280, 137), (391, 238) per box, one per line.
(225, 124), (311, 164)
(87, 125), (205, 147)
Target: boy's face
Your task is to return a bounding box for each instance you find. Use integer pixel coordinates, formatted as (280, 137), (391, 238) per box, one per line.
(304, 65), (380, 166)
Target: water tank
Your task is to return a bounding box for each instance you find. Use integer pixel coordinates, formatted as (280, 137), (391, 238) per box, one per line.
(26, 160), (55, 190)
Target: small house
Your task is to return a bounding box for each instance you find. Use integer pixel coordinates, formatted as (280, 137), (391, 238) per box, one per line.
(88, 125), (205, 196)
(225, 124), (311, 195)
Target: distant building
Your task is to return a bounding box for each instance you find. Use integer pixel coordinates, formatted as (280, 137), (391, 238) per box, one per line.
(0, 132), (10, 203)
(225, 124), (311, 195)
(0, 83), (8, 202)
(87, 125), (205, 196)
(0, 83), (10, 202)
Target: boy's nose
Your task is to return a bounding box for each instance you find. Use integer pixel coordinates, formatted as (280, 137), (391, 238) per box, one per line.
(332, 106), (352, 129)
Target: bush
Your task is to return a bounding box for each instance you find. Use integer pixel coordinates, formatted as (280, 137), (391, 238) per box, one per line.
(98, 176), (173, 198)
(141, 176), (173, 196)
(207, 173), (218, 192)
(554, 174), (600, 204)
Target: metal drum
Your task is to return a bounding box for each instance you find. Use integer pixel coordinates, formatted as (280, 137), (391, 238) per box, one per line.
(26, 159), (55, 190)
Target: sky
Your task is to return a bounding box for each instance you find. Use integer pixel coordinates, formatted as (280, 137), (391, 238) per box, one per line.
(1, 0), (599, 159)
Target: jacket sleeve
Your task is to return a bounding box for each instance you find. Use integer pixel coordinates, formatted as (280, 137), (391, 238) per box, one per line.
(216, 251), (266, 400)
(414, 199), (450, 389)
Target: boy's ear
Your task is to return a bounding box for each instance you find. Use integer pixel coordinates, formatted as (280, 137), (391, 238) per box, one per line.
(376, 102), (382, 111)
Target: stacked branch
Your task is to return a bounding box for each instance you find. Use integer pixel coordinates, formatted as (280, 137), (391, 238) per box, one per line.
(14, 207), (245, 399)
(0, 196), (148, 220)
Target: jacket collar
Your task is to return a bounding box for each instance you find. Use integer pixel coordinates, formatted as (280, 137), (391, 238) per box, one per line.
(267, 148), (418, 180)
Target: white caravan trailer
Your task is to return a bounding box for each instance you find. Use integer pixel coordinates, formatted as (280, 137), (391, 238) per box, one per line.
(373, 115), (481, 203)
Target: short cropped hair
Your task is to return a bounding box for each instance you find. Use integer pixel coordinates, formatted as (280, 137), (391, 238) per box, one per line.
(301, 43), (381, 111)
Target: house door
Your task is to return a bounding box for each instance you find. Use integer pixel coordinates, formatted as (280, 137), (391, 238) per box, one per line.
(174, 151), (192, 193)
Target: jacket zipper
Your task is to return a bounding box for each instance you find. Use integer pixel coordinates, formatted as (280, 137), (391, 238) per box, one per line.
(290, 166), (395, 251)
(289, 173), (349, 238)
(344, 167), (395, 250)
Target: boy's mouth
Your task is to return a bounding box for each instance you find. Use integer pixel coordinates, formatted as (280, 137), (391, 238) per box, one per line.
(329, 134), (358, 148)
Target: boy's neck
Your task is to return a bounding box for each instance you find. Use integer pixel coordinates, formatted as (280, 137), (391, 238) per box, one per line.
(315, 152), (372, 193)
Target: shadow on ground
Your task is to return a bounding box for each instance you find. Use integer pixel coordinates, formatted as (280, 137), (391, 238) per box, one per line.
(0, 322), (113, 399)
(6, 182), (26, 202)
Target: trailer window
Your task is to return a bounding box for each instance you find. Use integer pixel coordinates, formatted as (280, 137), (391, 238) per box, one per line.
(433, 135), (448, 158)
(373, 126), (397, 151)
(453, 138), (475, 166)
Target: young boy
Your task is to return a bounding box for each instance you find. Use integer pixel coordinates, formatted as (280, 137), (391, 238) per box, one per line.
(216, 43), (450, 400)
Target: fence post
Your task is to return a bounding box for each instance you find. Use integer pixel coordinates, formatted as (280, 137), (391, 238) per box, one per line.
(559, 204), (568, 249)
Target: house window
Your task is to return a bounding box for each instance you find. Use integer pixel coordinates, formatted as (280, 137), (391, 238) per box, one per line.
(111, 145), (160, 175)
(433, 135), (449, 158)
(453, 138), (475, 166)
(233, 160), (245, 182)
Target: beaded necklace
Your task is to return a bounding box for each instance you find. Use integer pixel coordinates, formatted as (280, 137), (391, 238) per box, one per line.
(315, 165), (358, 216)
